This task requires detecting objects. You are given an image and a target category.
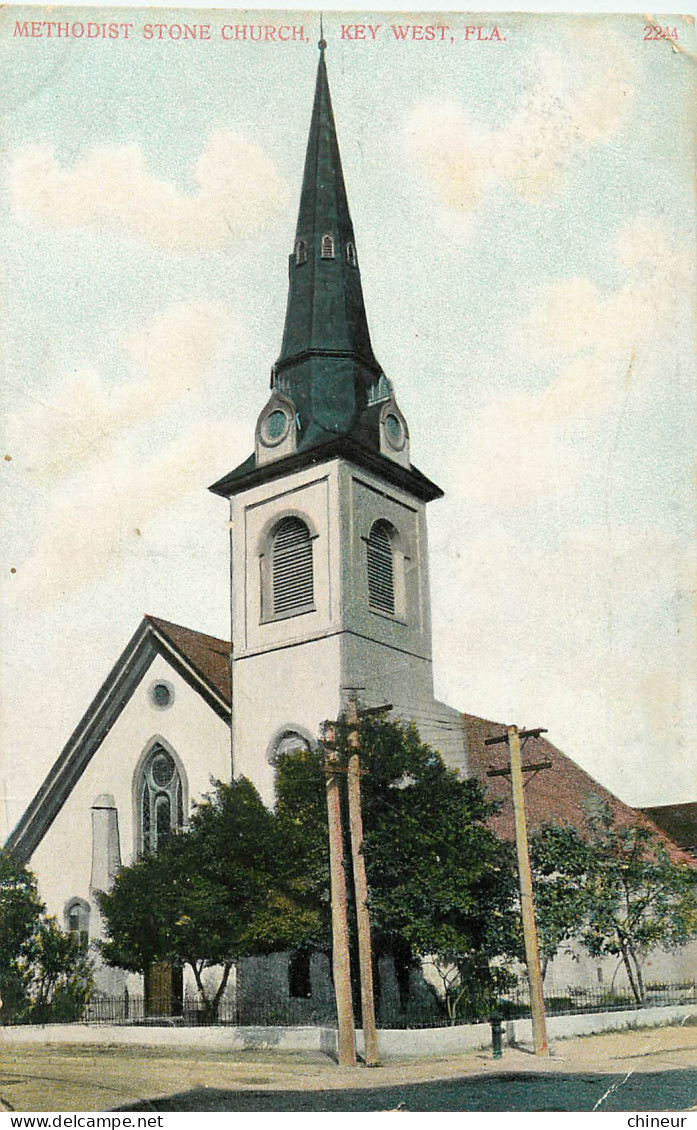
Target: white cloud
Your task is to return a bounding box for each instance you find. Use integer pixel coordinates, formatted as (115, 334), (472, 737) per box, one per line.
(431, 522), (696, 804)
(11, 417), (246, 607)
(405, 26), (635, 216)
(459, 219), (690, 505)
(8, 131), (288, 249)
(8, 301), (236, 482)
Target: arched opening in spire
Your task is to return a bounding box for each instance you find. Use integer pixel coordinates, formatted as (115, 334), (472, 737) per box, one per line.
(321, 232), (335, 259)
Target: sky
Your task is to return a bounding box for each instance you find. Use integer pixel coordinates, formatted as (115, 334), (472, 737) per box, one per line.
(1, 6), (695, 837)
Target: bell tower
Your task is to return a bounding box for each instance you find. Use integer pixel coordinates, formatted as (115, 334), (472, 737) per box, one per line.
(210, 39), (466, 801)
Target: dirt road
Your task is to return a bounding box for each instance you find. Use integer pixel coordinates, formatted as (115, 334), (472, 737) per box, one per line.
(1, 1021), (695, 1112)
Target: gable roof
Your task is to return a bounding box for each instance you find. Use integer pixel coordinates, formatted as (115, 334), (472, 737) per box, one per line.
(5, 616), (231, 863)
(7, 614), (689, 872)
(463, 713), (693, 866)
(144, 615), (230, 706)
(639, 803), (697, 858)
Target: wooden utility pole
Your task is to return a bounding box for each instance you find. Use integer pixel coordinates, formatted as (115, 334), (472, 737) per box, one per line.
(323, 736), (357, 1067)
(345, 696), (380, 1066)
(486, 724), (549, 1057)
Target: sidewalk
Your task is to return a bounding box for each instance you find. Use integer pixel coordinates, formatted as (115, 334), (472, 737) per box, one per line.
(1, 1021), (696, 1112)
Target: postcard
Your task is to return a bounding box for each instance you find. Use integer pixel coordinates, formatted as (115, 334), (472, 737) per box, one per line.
(1, 5), (695, 1115)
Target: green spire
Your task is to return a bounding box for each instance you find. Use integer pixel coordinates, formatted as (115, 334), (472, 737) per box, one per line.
(274, 37), (381, 444)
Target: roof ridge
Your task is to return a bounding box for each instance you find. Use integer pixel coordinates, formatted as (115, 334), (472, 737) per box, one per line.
(144, 614), (230, 649)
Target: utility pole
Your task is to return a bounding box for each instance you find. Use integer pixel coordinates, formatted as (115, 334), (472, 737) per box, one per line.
(322, 730), (356, 1067)
(345, 695), (380, 1067)
(486, 724), (550, 1057)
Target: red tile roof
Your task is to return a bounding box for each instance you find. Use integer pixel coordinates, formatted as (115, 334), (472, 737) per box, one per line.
(464, 713), (693, 866)
(139, 620), (691, 866)
(145, 615), (231, 706)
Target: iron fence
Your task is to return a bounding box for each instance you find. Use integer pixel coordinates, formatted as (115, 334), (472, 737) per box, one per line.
(4, 979), (694, 1029)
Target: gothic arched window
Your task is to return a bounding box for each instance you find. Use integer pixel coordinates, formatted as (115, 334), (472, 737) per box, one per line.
(346, 241), (357, 267)
(140, 745), (183, 855)
(294, 239), (307, 265)
(271, 517), (314, 617)
(367, 520), (395, 615)
(321, 232), (335, 259)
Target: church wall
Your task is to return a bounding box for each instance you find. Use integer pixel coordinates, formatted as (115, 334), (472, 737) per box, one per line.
(232, 635), (342, 804)
(230, 460), (343, 659)
(229, 459), (344, 800)
(337, 462), (433, 666)
(28, 652), (231, 957)
(544, 938), (697, 995)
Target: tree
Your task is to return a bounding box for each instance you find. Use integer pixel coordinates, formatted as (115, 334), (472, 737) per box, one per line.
(20, 917), (93, 1022)
(99, 777), (321, 1020)
(275, 716), (520, 1021)
(0, 849), (92, 1022)
(529, 824), (591, 980)
(0, 849), (44, 1017)
(531, 801), (697, 1004)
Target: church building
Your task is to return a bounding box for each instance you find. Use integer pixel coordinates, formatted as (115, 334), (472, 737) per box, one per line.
(5, 41), (692, 1008)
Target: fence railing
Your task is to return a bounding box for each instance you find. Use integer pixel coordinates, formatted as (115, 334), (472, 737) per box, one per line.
(5, 980), (694, 1029)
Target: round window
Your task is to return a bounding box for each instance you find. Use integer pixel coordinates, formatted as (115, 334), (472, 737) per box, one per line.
(151, 751), (175, 787)
(150, 681), (173, 709)
(384, 412), (405, 450)
(261, 408), (290, 446)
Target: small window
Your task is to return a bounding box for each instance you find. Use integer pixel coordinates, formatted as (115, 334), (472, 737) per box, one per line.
(150, 681), (173, 709)
(294, 239), (307, 265)
(270, 730), (311, 765)
(367, 521), (395, 615)
(272, 517), (314, 617)
(288, 950), (312, 999)
(346, 241), (357, 267)
(65, 899), (90, 949)
(321, 233), (335, 259)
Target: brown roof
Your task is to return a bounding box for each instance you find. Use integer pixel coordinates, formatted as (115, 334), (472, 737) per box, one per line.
(137, 619), (692, 868)
(463, 713), (694, 867)
(145, 615), (231, 706)
(640, 803), (697, 856)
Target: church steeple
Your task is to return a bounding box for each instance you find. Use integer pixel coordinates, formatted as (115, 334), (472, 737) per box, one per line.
(276, 37), (378, 385)
(210, 37), (442, 505)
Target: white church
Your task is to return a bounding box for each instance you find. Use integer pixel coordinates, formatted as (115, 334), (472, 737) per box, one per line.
(6, 40), (693, 1012)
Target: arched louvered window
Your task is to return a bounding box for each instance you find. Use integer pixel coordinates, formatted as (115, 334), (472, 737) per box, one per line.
(346, 241), (357, 267)
(367, 521), (395, 615)
(295, 239), (307, 265)
(140, 745), (183, 855)
(272, 517), (314, 617)
(321, 232), (335, 259)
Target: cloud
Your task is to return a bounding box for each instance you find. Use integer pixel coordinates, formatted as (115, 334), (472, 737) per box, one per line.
(405, 26), (635, 216)
(11, 417), (246, 607)
(8, 301), (236, 481)
(7, 131), (288, 249)
(431, 522), (696, 803)
(458, 219), (690, 505)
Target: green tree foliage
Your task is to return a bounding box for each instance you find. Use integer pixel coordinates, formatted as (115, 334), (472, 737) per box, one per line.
(530, 800), (697, 1003)
(0, 848), (44, 1016)
(0, 849), (92, 1022)
(20, 917), (93, 1022)
(99, 777), (321, 1020)
(275, 716), (519, 1020)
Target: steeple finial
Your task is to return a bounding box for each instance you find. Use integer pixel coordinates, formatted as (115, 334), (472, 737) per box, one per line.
(319, 15), (326, 51)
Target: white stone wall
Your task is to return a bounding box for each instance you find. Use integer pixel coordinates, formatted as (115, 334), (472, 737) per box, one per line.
(229, 456), (468, 799)
(28, 651), (231, 962)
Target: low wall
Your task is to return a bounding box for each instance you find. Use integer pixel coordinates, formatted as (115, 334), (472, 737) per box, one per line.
(2, 1004), (694, 1059)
